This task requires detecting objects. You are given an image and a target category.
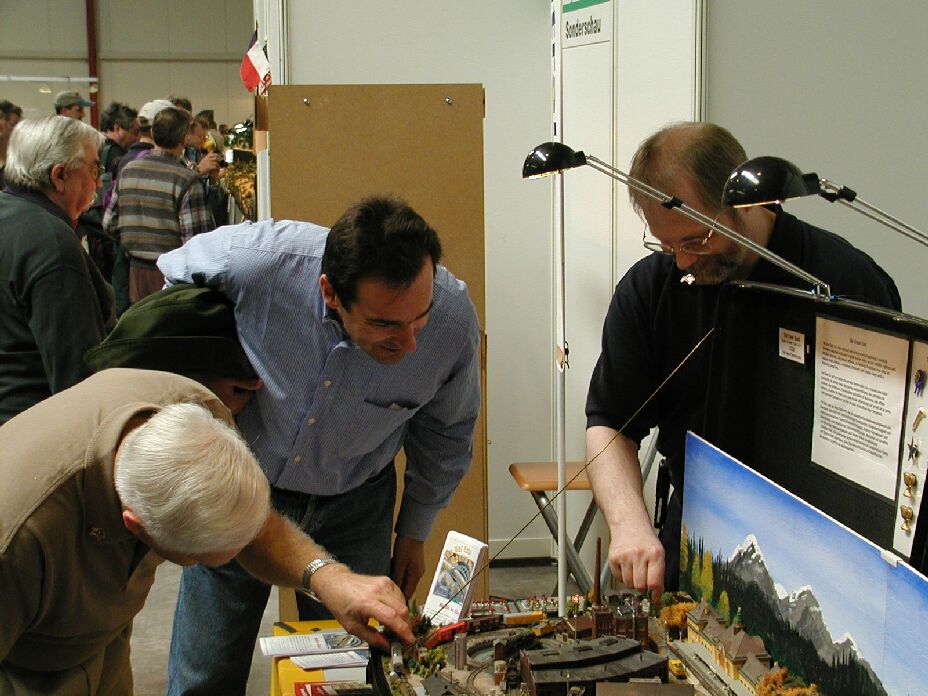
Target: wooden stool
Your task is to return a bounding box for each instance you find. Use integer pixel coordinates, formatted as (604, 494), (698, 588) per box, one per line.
(508, 461), (596, 594)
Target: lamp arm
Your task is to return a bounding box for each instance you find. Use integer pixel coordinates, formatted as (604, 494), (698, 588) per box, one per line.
(817, 178), (928, 249)
(585, 155), (833, 298)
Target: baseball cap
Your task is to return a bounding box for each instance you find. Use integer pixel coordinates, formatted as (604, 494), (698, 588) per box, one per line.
(137, 99), (175, 127)
(84, 284), (256, 379)
(55, 91), (93, 108)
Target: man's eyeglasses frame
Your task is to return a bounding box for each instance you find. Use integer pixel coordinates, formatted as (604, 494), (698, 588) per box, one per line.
(641, 219), (720, 257)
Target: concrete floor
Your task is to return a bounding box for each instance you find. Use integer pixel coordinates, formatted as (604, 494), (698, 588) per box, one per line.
(129, 560), (572, 695)
(130, 563), (278, 696)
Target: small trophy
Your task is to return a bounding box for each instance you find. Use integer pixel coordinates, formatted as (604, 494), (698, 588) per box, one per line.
(900, 505), (914, 532)
(904, 472), (917, 498)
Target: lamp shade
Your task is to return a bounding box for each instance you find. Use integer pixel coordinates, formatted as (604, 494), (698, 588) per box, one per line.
(723, 156), (821, 208)
(522, 141), (588, 179)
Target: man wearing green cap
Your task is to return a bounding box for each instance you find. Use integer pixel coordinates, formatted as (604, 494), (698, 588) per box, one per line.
(85, 283), (262, 415)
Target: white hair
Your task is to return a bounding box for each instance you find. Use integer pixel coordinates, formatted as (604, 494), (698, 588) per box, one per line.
(3, 115), (104, 192)
(114, 403), (270, 555)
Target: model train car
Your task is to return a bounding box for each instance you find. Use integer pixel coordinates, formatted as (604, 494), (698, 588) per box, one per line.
(422, 621), (468, 649)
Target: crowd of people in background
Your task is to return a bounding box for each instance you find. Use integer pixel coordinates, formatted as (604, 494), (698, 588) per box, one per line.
(0, 90), (239, 423)
(0, 98), (24, 186)
(2, 91), (231, 296)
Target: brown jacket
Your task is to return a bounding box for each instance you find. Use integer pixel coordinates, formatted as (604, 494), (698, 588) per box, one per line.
(0, 369), (229, 695)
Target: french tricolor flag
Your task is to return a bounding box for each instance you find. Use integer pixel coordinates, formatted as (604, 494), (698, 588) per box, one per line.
(240, 30), (271, 94)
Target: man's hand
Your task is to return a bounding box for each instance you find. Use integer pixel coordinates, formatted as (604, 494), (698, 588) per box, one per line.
(310, 563), (414, 650)
(196, 152), (222, 177)
(585, 426), (664, 601)
(390, 535), (425, 599)
(608, 521), (664, 602)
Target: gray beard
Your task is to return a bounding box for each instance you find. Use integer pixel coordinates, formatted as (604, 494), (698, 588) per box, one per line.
(687, 248), (746, 285)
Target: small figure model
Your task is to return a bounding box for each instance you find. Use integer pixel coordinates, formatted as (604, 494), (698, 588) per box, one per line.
(915, 369), (927, 396)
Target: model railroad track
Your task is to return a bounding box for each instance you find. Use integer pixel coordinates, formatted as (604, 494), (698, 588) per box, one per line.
(678, 649), (735, 696)
(464, 657), (493, 693)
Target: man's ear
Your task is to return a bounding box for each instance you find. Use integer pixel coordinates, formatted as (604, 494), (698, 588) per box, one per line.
(49, 163), (68, 193)
(122, 509), (145, 537)
(319, 274), (338, 310)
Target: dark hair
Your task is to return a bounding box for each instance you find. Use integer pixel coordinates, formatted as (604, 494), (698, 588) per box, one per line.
(628, 121), (747, 214)
(195, 109), (216, 129)
(192, 115), (211, 130)
(0, 100), (22, 120)
(100, 101), (138, 132)
(322, 196), (442, 309)
(169, 96), (193, 113)
(152, 107), (192, 149)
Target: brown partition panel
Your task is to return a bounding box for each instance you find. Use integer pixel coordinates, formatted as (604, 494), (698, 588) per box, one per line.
(266, 84), (487, 604)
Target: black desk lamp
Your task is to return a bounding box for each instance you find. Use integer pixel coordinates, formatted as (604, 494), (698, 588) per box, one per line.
(723, 156), (928, 250)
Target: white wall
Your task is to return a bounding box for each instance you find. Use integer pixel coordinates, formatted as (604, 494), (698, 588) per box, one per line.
(0, 0), (254, 127)
(705, 0), (927, 319)
(282, 1), (557, 559)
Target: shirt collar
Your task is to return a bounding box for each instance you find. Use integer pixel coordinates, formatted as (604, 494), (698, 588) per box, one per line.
(128, 141), (154, 154)
(2, 183), (72, 228)
(81, 403), (157, 547)
(318, 286), (360, 348)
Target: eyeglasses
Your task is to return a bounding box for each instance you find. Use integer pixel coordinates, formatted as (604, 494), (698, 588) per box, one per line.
(75, 158), (105, 181)
(642, 220), (717, 257)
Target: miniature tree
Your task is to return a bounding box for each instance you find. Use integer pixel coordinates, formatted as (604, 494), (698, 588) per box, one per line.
(758, 667), (819, 696)
(699, 551), (713, 603)
(690, 553), (702, 599)
(717, 590), (731, 625)
(412, 647), (447, 677)
(658, 601), (696, 640)
(679, 522), (689, 577)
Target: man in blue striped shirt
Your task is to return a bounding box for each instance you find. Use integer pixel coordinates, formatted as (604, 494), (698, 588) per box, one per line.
(159, 195), (482, 694)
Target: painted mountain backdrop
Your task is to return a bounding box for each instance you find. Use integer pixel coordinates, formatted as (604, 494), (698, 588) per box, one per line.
(728, 535), (886, 692)
(677, 434), (928, 696)
(682, 528), (887, 695)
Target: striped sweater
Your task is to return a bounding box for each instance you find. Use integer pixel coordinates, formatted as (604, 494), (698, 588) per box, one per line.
(103, 150), (214, 262)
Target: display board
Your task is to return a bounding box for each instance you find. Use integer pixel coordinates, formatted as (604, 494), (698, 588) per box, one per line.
(703, 282), (928, 572)
(683, 433), (928, 696)
(264, 84), (487, 605)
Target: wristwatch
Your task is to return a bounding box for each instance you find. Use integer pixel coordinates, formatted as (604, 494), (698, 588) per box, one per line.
(301, 557), (339, 601)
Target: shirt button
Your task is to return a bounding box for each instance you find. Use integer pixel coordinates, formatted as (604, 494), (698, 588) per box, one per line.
(294, 455), (302, 463)
(323, 380), (332, 388)
(307, 417), (316, 425)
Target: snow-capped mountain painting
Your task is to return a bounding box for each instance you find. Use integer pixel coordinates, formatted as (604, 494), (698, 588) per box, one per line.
(728, 534), (886, 692)
(681, 433), (928, 696)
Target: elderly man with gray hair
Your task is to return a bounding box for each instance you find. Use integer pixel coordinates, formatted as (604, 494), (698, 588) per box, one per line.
(0, 368), (413, 695)
(0, 115), (115, 425)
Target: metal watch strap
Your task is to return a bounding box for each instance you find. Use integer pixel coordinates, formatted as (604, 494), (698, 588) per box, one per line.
(301, 557), (339, 601)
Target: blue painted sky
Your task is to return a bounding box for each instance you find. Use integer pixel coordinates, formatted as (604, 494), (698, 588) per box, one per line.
(682, 434), (928, 695)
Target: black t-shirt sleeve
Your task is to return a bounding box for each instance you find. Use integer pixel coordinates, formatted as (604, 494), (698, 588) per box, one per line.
(585, 260), (662, 445)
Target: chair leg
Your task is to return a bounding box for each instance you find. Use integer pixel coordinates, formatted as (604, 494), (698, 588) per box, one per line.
(574, 500), (598, 553)
(531, 491), (593, 594)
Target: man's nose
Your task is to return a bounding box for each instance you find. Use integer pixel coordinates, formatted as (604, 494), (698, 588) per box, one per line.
(395, 324), (418, 353)
(674, 249), (699, 271)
